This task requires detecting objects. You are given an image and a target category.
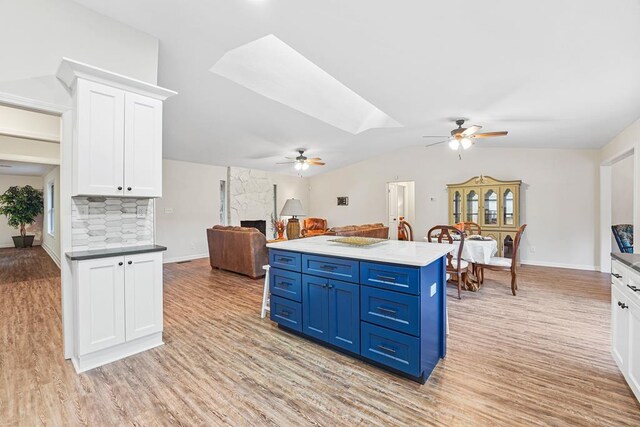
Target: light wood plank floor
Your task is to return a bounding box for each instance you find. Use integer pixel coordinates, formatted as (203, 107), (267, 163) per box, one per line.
(1, 247), (639, 425)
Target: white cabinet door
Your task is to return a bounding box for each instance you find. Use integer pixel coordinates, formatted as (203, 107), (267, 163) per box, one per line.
(124, 252), (163, 341)
(77, 257), (126, 355)
(627, 299), (640, 400)
(75, 79), (125, 196)
(612, 284), (629, 372)
(124, 93), (163, 198)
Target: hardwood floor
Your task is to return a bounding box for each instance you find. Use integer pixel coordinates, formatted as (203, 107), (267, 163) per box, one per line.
(1, 248), (639, 425)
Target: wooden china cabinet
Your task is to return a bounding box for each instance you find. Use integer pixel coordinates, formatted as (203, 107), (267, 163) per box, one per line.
(447, 176), (522, 257)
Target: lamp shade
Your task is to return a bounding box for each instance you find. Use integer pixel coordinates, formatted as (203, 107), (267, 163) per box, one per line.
(280, 198), (306, 217)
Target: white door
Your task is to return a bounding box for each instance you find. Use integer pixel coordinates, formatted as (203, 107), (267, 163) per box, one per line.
(388, 183), (399, 239)
(627, 298), (640, 400)
(77, 257), (126, 355)
(611, 284), (629, 371)
(124, 93), (163, 198)
(75, 79), (125, 196)
(124, 252), (163, 341)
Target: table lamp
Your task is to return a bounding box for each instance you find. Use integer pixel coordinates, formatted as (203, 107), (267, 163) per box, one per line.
(280, 198), (306, 240)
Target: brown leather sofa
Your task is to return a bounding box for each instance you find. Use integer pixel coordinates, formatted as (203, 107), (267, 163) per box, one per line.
(325, 223), (389, 239)
(206, 225), (268, 279)
(301, 217), (329, 237)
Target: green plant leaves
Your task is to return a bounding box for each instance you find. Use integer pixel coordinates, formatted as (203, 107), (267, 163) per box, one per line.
(0, 185), (44, 236)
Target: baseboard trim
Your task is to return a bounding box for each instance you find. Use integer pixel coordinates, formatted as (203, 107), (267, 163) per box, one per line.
(163, 253), (209, 264)
(520, 260), (598, 272)
(41, 243), (61, 268)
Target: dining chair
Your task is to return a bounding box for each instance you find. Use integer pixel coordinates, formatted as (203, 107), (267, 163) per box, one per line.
(612, 224), (633, 253)
(455, 221), (482, 236)
(398, 217), (414, 241)
(427, 225), (467, 299)
(476, 224), (527, 296)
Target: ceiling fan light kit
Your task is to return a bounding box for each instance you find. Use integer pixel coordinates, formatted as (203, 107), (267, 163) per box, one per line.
(424, 119), (508, 156)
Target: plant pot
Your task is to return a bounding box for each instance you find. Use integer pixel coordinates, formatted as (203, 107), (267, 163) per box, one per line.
(12, 235), (35, 248)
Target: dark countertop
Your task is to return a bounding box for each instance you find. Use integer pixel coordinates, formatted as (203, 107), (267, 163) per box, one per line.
(66, 245), (167, 261)
(612, 252), (640, 273)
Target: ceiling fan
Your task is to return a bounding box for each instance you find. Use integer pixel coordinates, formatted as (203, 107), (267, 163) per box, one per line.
(423, 119), (508, 157)
(277, 149), (325, 171)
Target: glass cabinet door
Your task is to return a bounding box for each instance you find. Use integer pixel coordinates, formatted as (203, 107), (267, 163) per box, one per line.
(502, 232), (515, 259)
(501, 187), (518, 227)
(482, 189), (499, 227)
(465, 189), (479, 223)
(450, 190), (462, 224)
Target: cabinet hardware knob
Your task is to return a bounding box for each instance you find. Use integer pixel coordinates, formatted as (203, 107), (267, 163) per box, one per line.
(618, 301), (629, 309)
(377, 275), (397, 282)
(320, 265), (337, 271)
(118, 262), (123, 266)
(117, 186), (123, 190)
(128, 260), (133, 265)
(127, 187), (132, 191)
(627, 285), (640, 292)
(377, 307), (397, 315)
(612, 273), (622, 279)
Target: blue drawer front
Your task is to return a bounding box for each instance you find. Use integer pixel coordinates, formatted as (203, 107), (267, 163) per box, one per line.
(361, 322), (420, 376)
(270, 295), (302, 332)
(302, 254), (359, 283)
(270, 268), (302, 302)
(361, 286), (420, 336)
(269, 249), (301, 272)
(360, 262), (420, 295)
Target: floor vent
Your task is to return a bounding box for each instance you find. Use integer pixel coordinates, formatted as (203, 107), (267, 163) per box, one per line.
(176, 260), (192, 264)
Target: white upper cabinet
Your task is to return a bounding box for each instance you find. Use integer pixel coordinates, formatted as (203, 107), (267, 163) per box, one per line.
(75, 79), (126, 196)
(57, 58), (176, 198)
(124, 93), (163, 198)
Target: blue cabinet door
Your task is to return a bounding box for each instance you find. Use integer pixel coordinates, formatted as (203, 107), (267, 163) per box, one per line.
(302, 275), (330, 342)
(328, 279), (360, 354)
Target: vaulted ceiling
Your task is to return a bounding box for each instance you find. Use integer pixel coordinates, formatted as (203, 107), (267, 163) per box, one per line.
(73, 0), (640, 175)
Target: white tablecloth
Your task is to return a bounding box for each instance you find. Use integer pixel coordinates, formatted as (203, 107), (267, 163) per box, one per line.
(424, 237), (498, 264)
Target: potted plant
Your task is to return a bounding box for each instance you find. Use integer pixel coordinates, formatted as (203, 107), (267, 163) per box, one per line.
(0, 185), (44, 248)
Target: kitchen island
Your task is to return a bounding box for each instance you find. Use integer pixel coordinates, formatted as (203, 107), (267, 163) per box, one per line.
(266, 236), (454, 383)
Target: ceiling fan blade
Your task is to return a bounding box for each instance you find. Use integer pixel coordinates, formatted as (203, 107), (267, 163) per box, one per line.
(306, 157), (322, 161)
(471, 131), (508, 138)
(425, 140), (448, 148)
(461, 125), (482, 136)
(422, 135), (448, 138)
(284, 156), (298, 160)
(276, 161), (295, 164)
(307, 161), (325, 166)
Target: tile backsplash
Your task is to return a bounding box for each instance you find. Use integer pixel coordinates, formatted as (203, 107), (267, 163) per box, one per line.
(71, 197), (154, 251)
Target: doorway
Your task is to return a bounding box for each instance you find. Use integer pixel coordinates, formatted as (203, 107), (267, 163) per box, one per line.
(387, 181), (415, 240)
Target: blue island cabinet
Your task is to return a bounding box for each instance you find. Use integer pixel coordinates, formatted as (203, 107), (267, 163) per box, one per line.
(269, 248), (446, 383)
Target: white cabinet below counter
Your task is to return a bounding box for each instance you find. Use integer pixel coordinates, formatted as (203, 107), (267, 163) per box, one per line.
(69, 248), (165, 373)
(611, 256), (640, 402)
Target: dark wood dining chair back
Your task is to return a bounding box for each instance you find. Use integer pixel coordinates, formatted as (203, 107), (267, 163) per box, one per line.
(398, 217), (414, 241)
(455, 221), (482, 236)
(477, 223), (527, 296)
(427, 225), (466, 299)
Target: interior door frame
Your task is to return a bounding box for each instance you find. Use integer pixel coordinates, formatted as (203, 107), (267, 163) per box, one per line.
(0, 91), (74, 359)
(600, 146), (639, 273)
(386, 181), (416, 240)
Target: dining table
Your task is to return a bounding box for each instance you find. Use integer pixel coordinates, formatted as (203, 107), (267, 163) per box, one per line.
(424, 235), (498, 291)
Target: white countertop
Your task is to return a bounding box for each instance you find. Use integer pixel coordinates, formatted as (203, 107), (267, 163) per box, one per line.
(267, 236), (455, 267)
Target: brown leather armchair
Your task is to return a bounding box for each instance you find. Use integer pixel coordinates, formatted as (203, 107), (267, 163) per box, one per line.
(301, 218), (329, 237)
(206, 225), (268, 279)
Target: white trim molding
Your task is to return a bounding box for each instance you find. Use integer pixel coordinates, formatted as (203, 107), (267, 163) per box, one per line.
(163, 253), (209, 264)
(42, 243), (61, 268)
(521, 260), (599, 272)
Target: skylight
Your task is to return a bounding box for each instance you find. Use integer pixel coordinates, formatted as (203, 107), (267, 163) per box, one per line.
(210, 34), (401, 134)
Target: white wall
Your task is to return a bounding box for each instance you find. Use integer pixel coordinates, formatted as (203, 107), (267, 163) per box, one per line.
(0, 174), (44, 248)
(0, 0), (159, 106)
(156, 160), (227, 263)
(42, 167), (61, 265)
(612, 155), (634, 226)
(0, 105), (60, 142)
(309, 145), (600, 270)
(156, 159), (310, 263)
(0, 135), (60, 165)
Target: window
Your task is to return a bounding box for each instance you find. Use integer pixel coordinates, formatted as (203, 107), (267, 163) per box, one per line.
(47, 181), (55, 236)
